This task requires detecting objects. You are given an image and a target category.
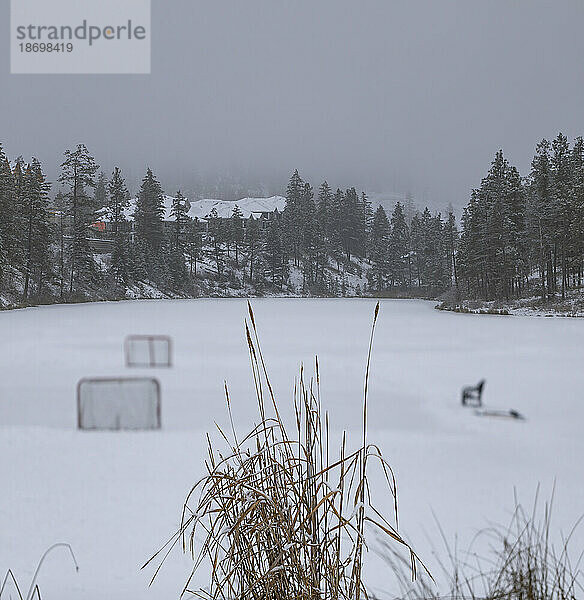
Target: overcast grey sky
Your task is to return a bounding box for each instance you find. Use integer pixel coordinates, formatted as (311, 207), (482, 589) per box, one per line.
(2, 0), (584, 209)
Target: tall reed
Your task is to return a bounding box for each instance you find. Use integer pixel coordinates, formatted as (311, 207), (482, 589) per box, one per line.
(146, 301), (427, 599)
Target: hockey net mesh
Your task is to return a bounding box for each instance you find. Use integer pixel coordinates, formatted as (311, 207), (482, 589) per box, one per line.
(78, 378), (161, 430)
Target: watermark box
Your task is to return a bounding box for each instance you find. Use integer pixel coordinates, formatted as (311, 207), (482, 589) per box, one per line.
(10, 0), (150, 74)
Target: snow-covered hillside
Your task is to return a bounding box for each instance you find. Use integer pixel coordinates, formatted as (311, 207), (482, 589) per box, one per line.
(1, 299), (582, 599)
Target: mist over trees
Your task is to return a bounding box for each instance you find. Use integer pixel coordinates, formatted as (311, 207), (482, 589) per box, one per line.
(0, 134), (583, 306)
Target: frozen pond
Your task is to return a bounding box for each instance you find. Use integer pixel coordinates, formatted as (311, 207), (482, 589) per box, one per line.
(1, 298), (583, 598)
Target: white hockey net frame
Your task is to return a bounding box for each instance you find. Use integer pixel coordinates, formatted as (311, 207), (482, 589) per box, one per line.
(77, 377), (162, 430)
(124, 335), (173, 368)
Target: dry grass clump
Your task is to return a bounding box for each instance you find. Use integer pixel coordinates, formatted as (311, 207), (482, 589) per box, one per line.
(146, 301), (427, 599)
(380, 488), (583, 600)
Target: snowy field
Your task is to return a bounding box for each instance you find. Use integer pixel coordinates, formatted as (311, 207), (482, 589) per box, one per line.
(1, 299), (583, 599)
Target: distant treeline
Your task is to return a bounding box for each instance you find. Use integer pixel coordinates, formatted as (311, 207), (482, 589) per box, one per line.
(1, 135), (581, 306)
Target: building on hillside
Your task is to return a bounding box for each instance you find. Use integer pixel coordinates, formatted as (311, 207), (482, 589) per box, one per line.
(92, 195), (183, 234)
(187, 196), (286, 230)
(89, 195), (287, 239)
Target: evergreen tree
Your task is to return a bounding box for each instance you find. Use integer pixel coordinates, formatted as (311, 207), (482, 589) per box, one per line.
(361, 192), (373, 260)
(458, 150), (526, 299)
(570, 137), (584, 287)
(328, 189), (345, 270)
(340, 187), (359, 261)
(170, 191), (189, 249)
(551, 133), (572, 298)
(368, 206), (390, 290)
(300, 182), (318, 288)
(505, 163), (528, 296)
(185, 217), (203, 277)
(245, 215), (262, 283)
(0, 146), (15, 284)
(528, 139), (554, 300)
(53, 191), (68, 298)
(388, 202), (409, 286)
(168, 244), (189, 290)
(129, 239), (149, 282)
(110, 233), (132, 292)
(168, 191), (190, 289)
(22, 158), (51, 300)
(231, 205), (244, 267)
(444, 205), (459, 288)
(107, 167), (131, 290)
(11, 157), (27, 270)
(426, 213), (448, 290)
(458, 195), (482, 295)
(58, 144), (99, 294)
(207, 208), (225, 279)
(134, 168), (166, 282)
(409, 213), (424, 288)
(134, 168), (165, 253)
(419, 208), (435, 287)
(282, 170), (305, 266)
(316, 181), (332, 238)
(264, 218), (287, 288)
(313, 181), (334, 284)
(107, 167), (130, 235)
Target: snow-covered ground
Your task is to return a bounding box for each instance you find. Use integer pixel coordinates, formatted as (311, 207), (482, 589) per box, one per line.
(1, 299), (583, 599)
(438, 288), (584, 318)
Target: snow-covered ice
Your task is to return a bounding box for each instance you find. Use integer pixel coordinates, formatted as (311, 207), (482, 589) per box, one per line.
(1, 299), (582, 599)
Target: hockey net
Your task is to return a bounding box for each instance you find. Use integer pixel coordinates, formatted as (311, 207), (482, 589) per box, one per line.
(124, 335), (172, 368)
(77, 377), (161, 430)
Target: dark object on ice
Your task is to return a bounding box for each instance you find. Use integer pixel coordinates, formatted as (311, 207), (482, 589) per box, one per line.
(461, 379), (485, 407)
(475, 408), (525, 420)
